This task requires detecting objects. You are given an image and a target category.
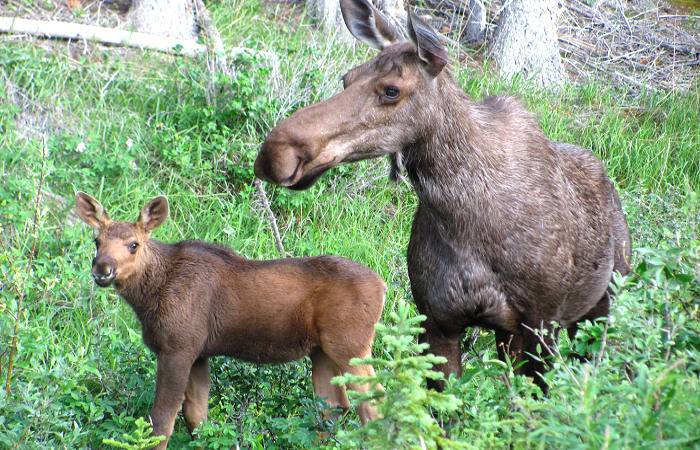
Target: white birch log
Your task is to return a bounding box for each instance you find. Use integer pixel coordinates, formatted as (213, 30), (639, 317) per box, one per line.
(0, 17), (206, 55)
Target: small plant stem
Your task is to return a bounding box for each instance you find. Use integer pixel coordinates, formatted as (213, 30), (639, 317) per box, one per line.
(194, 0), (230, 77)
(0, 236), (17, 322)
(254, 179), (285, 257)
(521, 323), (582, 390)
(4, 140), (46, 395)
(592, 322), (609, 377)
(11, 385), (47, 449)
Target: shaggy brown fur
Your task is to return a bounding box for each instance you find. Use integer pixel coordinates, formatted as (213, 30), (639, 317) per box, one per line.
(254, 0), (631, 391)
(75, 192), (385, 448)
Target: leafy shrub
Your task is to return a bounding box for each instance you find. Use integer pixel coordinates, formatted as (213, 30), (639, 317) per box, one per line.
(333, 298), (463, 449)
(103, 417), (164, 449)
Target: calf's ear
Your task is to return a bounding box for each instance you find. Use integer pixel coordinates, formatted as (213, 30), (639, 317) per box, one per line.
(340, 0), (401, 50)
(75, 191), (111, 229)
(138, 196), (169, 233)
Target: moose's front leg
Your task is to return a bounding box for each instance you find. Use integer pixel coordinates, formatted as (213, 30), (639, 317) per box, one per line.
(150, 353), (196, 449)
(419, 314), (464, 392)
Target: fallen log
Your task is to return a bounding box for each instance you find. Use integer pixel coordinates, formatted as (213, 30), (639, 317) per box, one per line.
(0, 17), (206, 55)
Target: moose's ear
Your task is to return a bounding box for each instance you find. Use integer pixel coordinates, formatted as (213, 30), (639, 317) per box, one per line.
(407, 10), (448, 78)
(340, 0), (401, 50)
(75, 192), (111, 229)
(138, 196), (169, 233)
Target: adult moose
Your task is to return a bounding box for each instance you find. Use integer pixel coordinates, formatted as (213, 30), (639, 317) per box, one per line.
(75, 192), (385, 448)
(255, 0), (631, 391)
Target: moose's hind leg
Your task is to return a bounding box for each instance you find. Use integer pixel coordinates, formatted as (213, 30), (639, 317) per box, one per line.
(334, 355), (381, 424)
(182, 357), (210, 435)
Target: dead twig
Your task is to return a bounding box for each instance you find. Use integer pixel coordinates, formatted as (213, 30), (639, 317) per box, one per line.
(194, 0), (230, 76)
(254, 179), (285, 257)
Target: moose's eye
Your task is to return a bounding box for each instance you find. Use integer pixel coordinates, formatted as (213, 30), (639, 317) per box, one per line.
(384, 87), (400, 100)
(128, 242), (139, 254)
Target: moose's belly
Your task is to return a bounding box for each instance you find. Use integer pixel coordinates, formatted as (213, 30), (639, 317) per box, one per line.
(207, 331), (316, 364)
(406, 205), (613, 333)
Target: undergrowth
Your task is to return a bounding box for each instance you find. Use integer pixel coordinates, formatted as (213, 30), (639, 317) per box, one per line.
(1, 0), (698, 447)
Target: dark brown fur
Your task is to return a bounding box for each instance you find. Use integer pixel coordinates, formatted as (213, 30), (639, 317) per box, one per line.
(75, 192), (385, 448)
(254, 0), (631, 391)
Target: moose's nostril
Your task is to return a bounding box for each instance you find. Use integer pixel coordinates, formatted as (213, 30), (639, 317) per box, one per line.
(92, 265), (116, 281)
(92, 269), (116, 288)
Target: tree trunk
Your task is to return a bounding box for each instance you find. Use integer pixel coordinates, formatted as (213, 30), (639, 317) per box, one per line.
(486, 0), (566, 87)
(464, 0), (486, 44)
(376, 0), (406, 30)
(130, 0), (198, 41)
(307, 0), (404, 40)
(306, 0), (351, 40)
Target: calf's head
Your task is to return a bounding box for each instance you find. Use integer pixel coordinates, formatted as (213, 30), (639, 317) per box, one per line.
(75, 192), (169, 287)
(254, 0), (448, 189)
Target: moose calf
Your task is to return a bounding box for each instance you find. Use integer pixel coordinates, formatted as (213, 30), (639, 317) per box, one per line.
(75, 192), (385, 448)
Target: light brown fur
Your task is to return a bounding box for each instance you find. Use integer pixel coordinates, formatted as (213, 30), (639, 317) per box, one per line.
(75, 192), (385, 448)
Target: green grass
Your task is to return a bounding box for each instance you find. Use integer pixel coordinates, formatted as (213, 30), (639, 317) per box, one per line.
(1, 0), (699, 448)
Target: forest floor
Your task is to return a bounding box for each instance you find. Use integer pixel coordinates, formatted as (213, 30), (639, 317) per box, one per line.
(2, 0), (698, 93)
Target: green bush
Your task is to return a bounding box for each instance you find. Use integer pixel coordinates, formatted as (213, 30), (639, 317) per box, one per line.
(333, 298), (463, 449)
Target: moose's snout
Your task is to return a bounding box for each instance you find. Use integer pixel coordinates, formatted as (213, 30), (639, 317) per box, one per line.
(255, 130), (306, 187)
(92, 257), (117, 287)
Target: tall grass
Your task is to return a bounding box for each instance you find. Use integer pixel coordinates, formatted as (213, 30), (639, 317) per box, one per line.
(1, 0), (698, 447)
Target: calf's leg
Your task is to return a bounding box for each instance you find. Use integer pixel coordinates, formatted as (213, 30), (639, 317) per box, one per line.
(182, 357), (210, 435)
(150, 353), (197, 450)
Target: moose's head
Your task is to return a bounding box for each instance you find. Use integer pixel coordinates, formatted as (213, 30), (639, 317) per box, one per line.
(75, 192), (169, 287)
(254, 0), (449, 189)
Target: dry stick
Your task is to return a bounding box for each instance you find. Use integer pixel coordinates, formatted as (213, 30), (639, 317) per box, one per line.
(520, 323), (582, 390)
(4, 140), (46, 395)
(579, 57), (661, 92)
(255, 179), (285, 257)
(193, 0), (230, 76)
(615, 0), (633, 36)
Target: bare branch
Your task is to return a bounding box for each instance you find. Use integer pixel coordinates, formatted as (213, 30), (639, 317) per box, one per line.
(254, 179), (285, 257)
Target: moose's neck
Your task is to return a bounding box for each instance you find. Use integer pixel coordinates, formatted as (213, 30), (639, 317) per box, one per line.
(401, 74), (549, 217)
(114, 240), (170, 322)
